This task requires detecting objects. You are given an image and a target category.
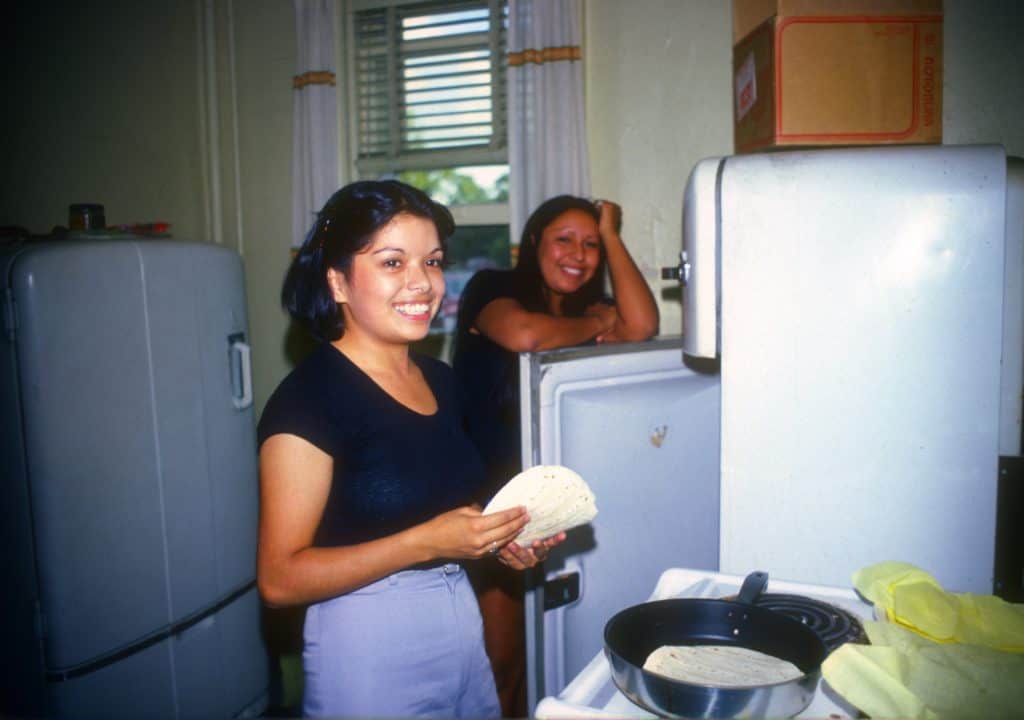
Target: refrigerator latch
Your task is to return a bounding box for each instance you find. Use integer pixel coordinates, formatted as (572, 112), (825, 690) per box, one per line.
(543, 571), (580, 610)
(660, 251), (690, 285)
(227, 332), (253, 410)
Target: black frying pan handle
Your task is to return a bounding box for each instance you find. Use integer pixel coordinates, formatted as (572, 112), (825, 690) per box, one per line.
(737, 571), (769, 603)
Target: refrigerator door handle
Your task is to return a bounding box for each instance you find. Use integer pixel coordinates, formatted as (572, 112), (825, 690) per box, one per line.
(228, 335), (253, 410)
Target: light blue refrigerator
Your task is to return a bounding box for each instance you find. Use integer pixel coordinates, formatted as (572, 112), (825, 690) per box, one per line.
(522, 144), (1024, 710)
(1, 237), (267, 718)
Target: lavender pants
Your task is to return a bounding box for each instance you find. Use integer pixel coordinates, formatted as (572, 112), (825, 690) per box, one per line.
(302, 563), (501, 718)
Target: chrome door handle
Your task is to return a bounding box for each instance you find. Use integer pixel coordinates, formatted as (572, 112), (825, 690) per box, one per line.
(660, 250), (690, 285)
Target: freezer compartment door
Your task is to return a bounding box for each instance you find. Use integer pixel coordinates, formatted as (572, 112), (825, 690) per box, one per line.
(521, 340), (720, 709)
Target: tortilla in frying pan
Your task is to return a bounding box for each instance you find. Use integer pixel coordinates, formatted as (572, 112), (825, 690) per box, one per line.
(643, 645), (804, 688)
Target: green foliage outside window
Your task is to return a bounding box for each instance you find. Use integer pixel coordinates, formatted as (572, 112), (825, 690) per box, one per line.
(398, 167), (509, 206)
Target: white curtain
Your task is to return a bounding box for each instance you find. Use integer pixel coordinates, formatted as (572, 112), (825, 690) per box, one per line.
(291, 0), (340, 249)
(506, 0), (590, 244)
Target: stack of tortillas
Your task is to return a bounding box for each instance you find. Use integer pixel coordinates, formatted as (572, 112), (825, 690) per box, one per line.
(483, 465), (598, 544)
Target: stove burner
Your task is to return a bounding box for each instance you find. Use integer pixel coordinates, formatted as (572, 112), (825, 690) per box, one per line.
(748, 593), (868, 652)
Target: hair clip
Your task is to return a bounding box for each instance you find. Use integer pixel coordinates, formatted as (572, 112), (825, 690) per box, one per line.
(318, 217), (331, 251)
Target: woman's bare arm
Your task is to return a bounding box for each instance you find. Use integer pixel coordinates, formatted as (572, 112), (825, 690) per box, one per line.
(596, 201), (659, 343)
(475, 296), (616, 352)
(256, 433), (530, 607)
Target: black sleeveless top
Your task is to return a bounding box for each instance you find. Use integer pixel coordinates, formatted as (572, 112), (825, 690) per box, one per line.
(257, 343), (486, 547)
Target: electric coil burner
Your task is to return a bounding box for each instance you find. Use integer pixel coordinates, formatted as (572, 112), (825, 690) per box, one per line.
(746, 593), (869, 652)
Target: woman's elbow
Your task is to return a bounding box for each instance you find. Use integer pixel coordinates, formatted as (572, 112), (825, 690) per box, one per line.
(638, 317), (660, 340)
(620, 316), (659, 342)
(257, 575), (284, 608)
(257, 567), (299, 608)
(639, 305), (660, 339)
(517, 332), (545, 352)
(496, 326), (544, 353)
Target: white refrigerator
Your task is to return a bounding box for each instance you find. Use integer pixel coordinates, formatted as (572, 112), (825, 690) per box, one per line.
(0, 238), (268, 718)
(521, 144), (1024, 710)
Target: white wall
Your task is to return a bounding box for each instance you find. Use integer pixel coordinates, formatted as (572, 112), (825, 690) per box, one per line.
(584, 0), (1024, 337)
(584, 0), (733, 338)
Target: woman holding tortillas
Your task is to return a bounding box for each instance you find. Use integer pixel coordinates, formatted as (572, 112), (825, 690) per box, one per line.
(452, 196), (659, 716)
(256, 181), (564, 718)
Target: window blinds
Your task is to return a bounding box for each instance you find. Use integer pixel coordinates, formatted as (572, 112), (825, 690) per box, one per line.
(352, 0), (508, 175)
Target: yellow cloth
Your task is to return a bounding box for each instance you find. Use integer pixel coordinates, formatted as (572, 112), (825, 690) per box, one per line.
(820, 562), (1024, 718)
(853, 561), (1024, 650)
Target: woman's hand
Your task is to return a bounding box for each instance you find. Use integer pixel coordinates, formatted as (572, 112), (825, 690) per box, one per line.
(596, 199), (623, 240)
(584, 301), (617, 338)
(419, 504), (530, 560)
(585, 301), (619, 342)
(496, 531), (567, 570)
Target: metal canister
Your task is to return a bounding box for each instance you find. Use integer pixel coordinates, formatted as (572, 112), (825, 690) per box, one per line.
(69, 204), (106, 231)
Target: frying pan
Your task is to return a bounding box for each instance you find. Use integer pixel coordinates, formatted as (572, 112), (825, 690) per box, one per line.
(603, 571), (828, 719)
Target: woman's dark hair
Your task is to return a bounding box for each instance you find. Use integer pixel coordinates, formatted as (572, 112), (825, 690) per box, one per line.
(282, 180), (454, 341)
(513, 195), (607, 316)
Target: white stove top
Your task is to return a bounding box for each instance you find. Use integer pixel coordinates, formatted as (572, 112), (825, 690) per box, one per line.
(533, 568), (873, 719)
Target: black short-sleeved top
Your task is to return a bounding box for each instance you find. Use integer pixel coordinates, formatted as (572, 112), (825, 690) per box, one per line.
(257, 343), (485, 547)
(451, 269), (534, 499)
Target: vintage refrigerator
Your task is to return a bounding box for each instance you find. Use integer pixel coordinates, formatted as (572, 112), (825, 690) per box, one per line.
(521, 144), (1024, 710)
(0, 238), (268, 718)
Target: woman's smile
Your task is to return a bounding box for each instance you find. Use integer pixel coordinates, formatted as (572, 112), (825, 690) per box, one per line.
(394, 301), (433, 320)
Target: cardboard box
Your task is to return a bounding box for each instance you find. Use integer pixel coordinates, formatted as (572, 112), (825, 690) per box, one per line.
(732, 0), (943, 153)
(732, 0), (942, 43)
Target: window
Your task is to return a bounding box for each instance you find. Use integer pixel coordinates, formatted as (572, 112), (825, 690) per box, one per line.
(350, 0), (508, 175)
(348, 0), (511, 352)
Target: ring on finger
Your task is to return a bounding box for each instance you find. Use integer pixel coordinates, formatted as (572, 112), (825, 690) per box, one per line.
(487, 541), (499, 556)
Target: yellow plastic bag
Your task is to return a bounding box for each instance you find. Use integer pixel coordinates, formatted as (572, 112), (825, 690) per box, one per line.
(822, 562), (1024, 718)
(822, 620), (1024, 719)
(853, 561), (1024, 650)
